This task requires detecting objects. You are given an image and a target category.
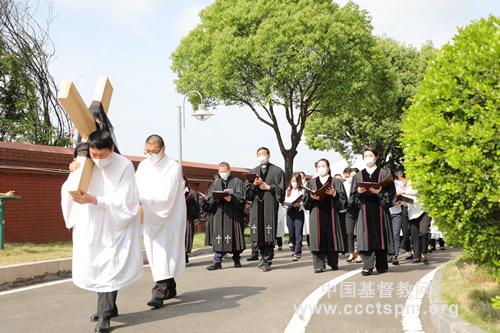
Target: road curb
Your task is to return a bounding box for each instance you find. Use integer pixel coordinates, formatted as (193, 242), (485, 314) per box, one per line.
(428, 263), (485, 333)
(0, 246), (213, 285)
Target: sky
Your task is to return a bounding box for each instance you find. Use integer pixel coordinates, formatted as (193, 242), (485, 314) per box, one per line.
(43, 0), (499, 175)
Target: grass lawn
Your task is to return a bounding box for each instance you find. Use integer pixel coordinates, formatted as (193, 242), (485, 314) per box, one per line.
(0, 242), (73, 266)
(0, 228), (255, 266)
(441, 257), (500, 333)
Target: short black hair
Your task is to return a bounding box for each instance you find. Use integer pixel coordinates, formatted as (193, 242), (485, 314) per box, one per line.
(334, 174), (342, 178)
(351, 167), (360, 173)
(256, 147), (270, 155)
(362, 147), (379, 157)
(218, 162), (230, 168)
(146, 134), (165, 148)
(88, 129), (114, 150)
(343, 167), (351, 174)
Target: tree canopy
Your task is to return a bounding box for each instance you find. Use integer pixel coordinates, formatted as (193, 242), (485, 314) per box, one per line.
(401, 16), (499, 272)
(171, 0), (375, 179)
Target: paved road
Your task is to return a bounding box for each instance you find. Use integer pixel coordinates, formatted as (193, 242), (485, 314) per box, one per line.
(0, 247), (459, 333)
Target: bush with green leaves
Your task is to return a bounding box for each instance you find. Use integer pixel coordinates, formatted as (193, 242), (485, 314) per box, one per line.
(401, 16), (499, 273)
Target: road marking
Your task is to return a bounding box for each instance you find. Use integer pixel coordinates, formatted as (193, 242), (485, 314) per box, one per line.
(284, 269), (361, 333)
(0, 253), (215, 296)
(401, 264), (443, 333)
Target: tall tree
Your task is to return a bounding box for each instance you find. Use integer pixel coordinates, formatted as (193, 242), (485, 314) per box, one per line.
(0, 0), (69, 145)
(171, 0), (375, 180)
(305, 37), (435, 170)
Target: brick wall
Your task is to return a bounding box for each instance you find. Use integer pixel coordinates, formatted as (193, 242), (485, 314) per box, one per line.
(0, 142), (248, 243)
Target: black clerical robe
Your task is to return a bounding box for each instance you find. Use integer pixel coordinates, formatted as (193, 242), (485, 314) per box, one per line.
(205, 176), (246, 252)
(303, 176), (348, 253)
(185, 188), (200, 253)
(348, 167), (395, 254)
(245, 163), (285, 245)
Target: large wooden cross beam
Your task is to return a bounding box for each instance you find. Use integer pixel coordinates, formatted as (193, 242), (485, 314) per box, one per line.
(58, 76), (114, 195)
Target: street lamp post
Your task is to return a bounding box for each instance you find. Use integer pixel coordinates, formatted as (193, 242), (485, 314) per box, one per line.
(178, 90), (214, 171)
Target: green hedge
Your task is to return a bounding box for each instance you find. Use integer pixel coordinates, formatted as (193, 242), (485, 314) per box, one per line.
(401, 16), (499, 273)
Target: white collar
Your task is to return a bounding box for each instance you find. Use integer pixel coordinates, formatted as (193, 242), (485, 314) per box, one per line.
(319, 175), (330, 184)
(365, 165), (377, 175)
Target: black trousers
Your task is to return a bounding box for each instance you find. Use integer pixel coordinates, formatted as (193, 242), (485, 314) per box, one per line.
(259, 244), (274, 267)
(151, 278), (176, 300)
(409, 213), (431, 259)
(429, 238), (445, 249)
(276, 237), (283, 247)
(312, 251), (338, 270)
(251, 241), (259, 255)
(97, 291), (118, 319)
(359, 250), (388, 271)
(401, 206), (411, 252)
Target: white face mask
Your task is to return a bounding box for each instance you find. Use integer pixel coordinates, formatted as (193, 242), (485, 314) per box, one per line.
(258, 155), (269, 165)
(364, 156), (376, 167)
(219, 172), (230, 180)
(146, 148), (165, 165)
(291, 181), (298, 189)
(92, 154), (113, 169)
(317, 167), (329, 177)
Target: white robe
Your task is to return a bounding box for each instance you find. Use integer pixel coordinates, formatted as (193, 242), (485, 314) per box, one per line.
(61, 153), (143, 292)
(277, 204), (287, 237)
(136, 157), (186, 282)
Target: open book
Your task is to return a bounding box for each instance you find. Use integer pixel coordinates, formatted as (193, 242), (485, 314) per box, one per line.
(397, 194), (416, 204)
(303, 182), (333, 200)
(243, 173), (258, 183)
(358, 175), (394, 190)
(283, 194), (303, 207)
(212, 188), (234, 200)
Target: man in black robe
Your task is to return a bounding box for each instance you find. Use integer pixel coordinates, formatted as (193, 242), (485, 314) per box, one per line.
(245, 147), (285, 272)
(184, 176), (200, 264)
(205, 162), (246, 270)
(203, 174), (220, 247)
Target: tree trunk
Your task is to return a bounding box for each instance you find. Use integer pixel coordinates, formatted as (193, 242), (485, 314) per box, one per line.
(282, 150), (297, 184)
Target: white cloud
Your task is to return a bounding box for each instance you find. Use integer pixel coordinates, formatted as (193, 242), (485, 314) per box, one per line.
(172, 3), (204, 38)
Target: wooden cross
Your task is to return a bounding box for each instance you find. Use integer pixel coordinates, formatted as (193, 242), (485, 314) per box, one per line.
(251, 225), (257, 234)
(224, 235), (231, 244)
(265, 225), (272, 234)
(58, 77), (113, 195)
(216, 234), (222, 244)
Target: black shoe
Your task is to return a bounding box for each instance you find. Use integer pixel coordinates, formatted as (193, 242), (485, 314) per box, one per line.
(246, 254), (259, 261)
(361, 269), (373, 276)
(277, 246), (283, 251)
(331, 266), (339, 271)
(164, 289), (177, 300)
(440, 247), (446, 251)
(262, 266), (272, 272)
(233, 260), (242, 268)
(206, 263), (222, 270)
(314, 268), (325, 273)
(376, 268), (388, 274)
(405, 254), (414, 260)
(423, 257), (429, 265)
(413, 259), (422, 264)
(392, 260), (400, 266)
(95, 317), (110, 333)
(185, 254), (189, 264)
(147, 297), (164, 309)
(90, 308), (118, 322)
